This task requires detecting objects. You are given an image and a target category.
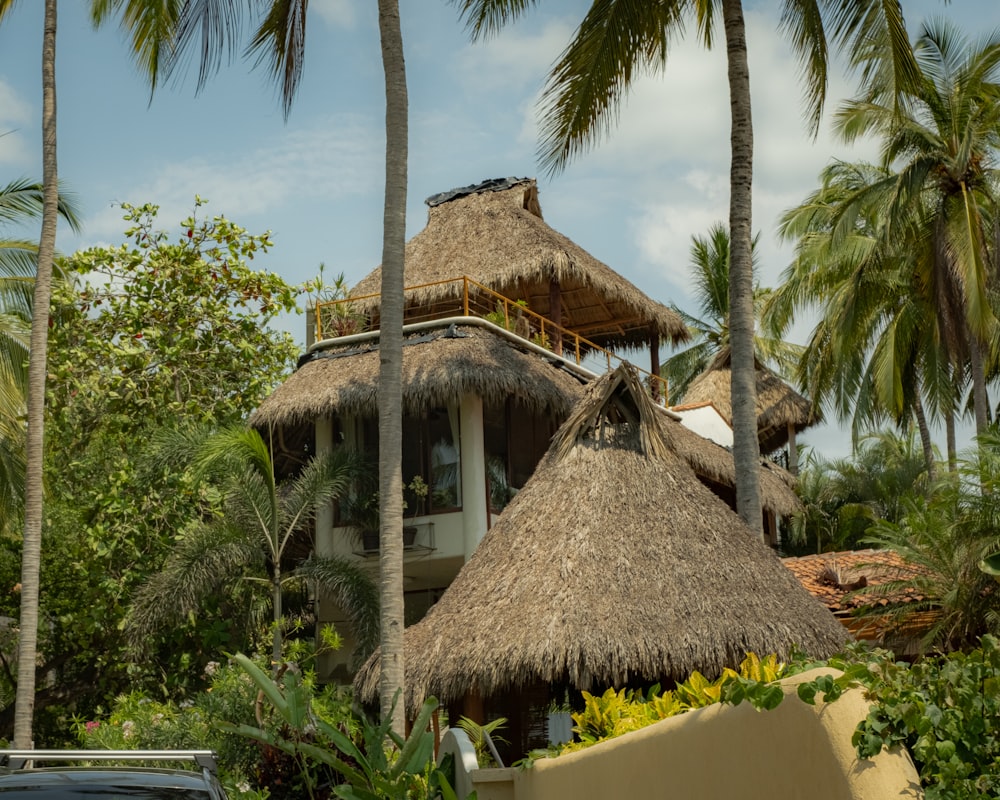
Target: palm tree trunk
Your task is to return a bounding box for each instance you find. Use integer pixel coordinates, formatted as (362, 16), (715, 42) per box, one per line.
(376, 0), (407, 736)
(946, 406), (957, 472)
(969, 334), (989, 439)
(722, 0), (763, 539)
(14, 0), (58, 748)
(271, 567), (283, 670)
(913, 393), (936, 482)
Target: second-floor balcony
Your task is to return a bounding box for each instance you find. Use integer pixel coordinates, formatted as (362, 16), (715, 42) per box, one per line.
(313, 275), (669, 401)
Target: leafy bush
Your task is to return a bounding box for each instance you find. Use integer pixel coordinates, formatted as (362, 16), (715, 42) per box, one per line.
(839, 638), (1000, 799)
(223, 653), (456, 800)
(75, 644), (355, 800)
(531, 653), (786, 760)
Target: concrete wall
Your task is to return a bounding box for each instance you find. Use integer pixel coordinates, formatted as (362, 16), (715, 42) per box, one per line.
(467, 669), (923, 800)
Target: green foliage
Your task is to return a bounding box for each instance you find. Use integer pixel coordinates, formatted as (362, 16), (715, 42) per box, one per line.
(303, 265), (367, 339)
(538, 654), (786, 759)
(0, 199), (304, 740)
(483, 299), (526, 331)
(74, 646), (354, 800)
(789, 639), (1000, 799)
(455, 716), (507, 768)
(223, 653), (450, 799)
(786, 432), (932, 554)
(850, 430), (1000, 652)
(50, 198), (299, 434)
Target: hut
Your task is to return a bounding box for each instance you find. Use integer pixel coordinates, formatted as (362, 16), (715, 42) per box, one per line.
(678, 348), (820, 473)
(252, 178), (804, 678)
(354, 363), (848, 760)
(345, 176), (688, 378)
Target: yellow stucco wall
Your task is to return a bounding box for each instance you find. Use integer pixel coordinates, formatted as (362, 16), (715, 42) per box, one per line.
(469, 669), (923, 800)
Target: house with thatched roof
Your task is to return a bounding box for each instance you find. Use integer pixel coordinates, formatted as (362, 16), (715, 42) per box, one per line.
(353, 364), (848, 761)
(678, 348), (820, 474)
(252, 177), (804, 679)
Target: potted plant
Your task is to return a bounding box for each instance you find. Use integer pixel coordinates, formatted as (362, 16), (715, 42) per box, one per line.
(343, 475), (428, 552)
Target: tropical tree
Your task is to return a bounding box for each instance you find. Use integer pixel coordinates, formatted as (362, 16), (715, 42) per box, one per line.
(0, 179), (80, 534)
(664, 222), (802, 404)
(831, 19), (1000, 441)
(859, 430), (1000, 652)
(96, 0), (410, 732)
(455, 0), (920, 537)
(0, 0), (64, 748)
(130, 425), (379, 669)
(787, 430), (932, 554)
(769, 159), (953, 474)
(0, 202), (304, 740)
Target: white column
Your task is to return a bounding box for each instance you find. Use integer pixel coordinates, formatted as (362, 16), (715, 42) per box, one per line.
(459, 394), (488, 560)
(315, 415), (335, 557)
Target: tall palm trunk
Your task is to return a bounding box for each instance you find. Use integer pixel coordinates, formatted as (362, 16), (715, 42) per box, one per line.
(969, 334), (989, 438)
(376, 0), (407, 736)
(14, 0), (58, 748)
(913, 392), (936, 482)
(722, 0), (763, 538)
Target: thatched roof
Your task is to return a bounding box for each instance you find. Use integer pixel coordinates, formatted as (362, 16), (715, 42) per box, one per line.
(252, 321), (798, 516)
(658, 411), (801, 518)
(349, 177), (687, 350)
(354, 364), (848, 712)
(250, 324), (587, 426)
(681, 349), (819, 454)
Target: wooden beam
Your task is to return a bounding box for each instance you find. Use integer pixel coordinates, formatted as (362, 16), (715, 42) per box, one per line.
(549, 278), (563, 355)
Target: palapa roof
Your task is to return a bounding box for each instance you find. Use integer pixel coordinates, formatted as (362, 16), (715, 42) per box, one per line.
(354, 364), (848, 712)
(252, 321), (799, 516)
(250, 324), (587, 426)
(349, 177), (687, 350)
(658, 410), (801, 518)
(681, 349), (819, 454)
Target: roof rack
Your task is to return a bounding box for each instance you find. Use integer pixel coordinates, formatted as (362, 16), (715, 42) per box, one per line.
(0, 750), (219, 775)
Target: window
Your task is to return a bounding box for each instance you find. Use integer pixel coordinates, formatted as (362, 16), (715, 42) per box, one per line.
(484, 399), (556, 513)
(361, 407), (462, 515)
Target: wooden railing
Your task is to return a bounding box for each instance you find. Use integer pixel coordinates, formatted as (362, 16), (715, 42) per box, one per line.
(315, 276), (668, 400)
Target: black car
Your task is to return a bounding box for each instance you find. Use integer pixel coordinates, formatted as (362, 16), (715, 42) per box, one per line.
(0, 750), (229, 799)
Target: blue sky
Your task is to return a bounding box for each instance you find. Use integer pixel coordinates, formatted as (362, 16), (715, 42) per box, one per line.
(1, 0), (998, 460)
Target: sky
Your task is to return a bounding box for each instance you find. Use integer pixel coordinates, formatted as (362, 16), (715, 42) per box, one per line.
(1, 0), (998, 461)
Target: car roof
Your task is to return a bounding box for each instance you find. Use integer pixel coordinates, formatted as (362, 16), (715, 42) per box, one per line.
(0, 768), (211, 789)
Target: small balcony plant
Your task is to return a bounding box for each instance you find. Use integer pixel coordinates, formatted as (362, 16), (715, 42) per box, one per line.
(343, 475), (429, 553)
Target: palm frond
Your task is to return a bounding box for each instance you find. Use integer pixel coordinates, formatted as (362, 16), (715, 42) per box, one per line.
(297, 555), (380, 665)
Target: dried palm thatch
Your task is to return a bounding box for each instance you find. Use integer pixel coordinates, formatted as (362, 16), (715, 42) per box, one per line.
(682, 349), (819, 454)
(659, 412), (801, 517)
(349, 177), (687, 350)
(354, 364), (848, 713)
(250, 325), (587, 427)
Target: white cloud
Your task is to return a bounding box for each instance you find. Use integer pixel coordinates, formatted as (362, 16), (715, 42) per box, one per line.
(79, 113), (382, 244)
(0, 80), (33, 169)
(454, 18), (575, 96)
(311, 0), (357, 30)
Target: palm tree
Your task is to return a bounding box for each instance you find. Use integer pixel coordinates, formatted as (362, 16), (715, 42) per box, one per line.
(130, 425), (380, 667)
(0, 0), (64, 748)
(787, 431), (932, 555)
(860, 431), (1000, 652)
(455, 0), (920, 536)
(770, 159), (952, 474)
(665, 222), (802, 404)
(0, 179), (81, 537)
(831, 19), (1000, 440)
(95, 0), (410, 733)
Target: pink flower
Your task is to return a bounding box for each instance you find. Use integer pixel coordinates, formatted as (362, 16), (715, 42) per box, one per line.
(85, 721), (99, 732)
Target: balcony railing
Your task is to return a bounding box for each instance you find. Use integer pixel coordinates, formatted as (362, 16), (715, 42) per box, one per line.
(315, 276), (667, 400)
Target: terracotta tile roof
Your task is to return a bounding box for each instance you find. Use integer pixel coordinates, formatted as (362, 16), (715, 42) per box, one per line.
(783, 549), (926, 614)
